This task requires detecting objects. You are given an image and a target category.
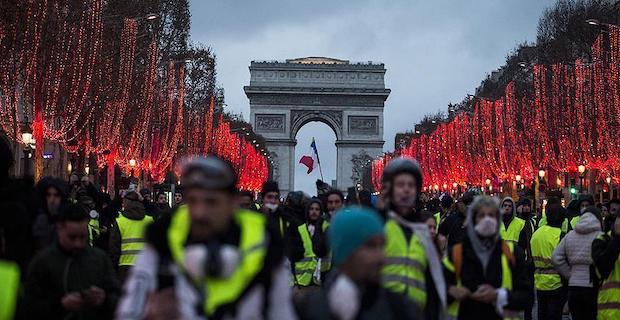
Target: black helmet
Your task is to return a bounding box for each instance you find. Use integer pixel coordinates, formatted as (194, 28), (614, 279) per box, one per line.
(180, 156), (237, 192)
(381, 157), (423, 190)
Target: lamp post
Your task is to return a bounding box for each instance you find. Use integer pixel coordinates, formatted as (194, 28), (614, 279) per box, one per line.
(578, 165), (586, 193)
(129, 159), (136, 178)
(485, 178), (491, 195)
(21, 131), (34, 177)
(607, 176), (613, 200)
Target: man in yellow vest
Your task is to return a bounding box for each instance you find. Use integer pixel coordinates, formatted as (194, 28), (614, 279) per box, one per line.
(109, 191), (152, 283)
(500, 197), (530, 253)
(592, 212), (620, 320)
(290, 198), (329, 288)
(116, 156), (295, 319)
(530, 203), (566, 320)
(380, 157), (446, 320)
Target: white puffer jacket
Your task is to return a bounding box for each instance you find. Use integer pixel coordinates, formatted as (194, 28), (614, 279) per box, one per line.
(551, 212), (603, 287)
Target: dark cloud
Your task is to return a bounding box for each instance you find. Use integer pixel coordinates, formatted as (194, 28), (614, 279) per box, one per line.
(189, 0), (552, 194)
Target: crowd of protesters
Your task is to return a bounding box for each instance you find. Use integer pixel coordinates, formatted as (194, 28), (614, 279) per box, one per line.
(1, 133), (620, 320)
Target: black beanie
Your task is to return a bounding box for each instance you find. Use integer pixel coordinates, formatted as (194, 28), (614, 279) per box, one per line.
(261, 181), (280, 197)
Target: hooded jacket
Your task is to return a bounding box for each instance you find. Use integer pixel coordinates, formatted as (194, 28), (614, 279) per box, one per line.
(290, 199), (328, 263)
(552, 212), (603, 287)
(444, 196), (534, 320)
(500, 197), (531, 258)
(108, 199), (147, 268)
(32, 178), (69, 251)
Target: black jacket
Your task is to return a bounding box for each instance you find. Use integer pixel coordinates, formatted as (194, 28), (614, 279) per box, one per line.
(592, 232), (620, 281)
(21, 243), (120, 320)
(439, 211), (467, 248)
(296, 282), (421, 320)
(444, 235), (534, 320)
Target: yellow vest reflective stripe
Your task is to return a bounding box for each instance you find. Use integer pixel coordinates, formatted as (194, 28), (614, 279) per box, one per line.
(382, 219), (428, 307)
(501, 217), (525, 243)
(295, 224), (318, 286)
(443, 242), (514, 319)
(167, 206), (268, 316)
(116, 215), (153, 266)
(530, 225), (562, 290)
(0, 260), (19, 320)
(597, 235), (620, 320)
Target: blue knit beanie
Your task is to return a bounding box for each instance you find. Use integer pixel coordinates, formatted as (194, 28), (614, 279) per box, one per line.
(328, 207), (384, 267)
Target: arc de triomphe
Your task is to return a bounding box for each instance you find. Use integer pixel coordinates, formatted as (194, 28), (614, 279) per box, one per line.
(244, 57), (390, 195)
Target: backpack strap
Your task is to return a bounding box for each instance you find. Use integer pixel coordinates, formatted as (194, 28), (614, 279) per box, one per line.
(501, 240), (516, 267)
(452, 243), (463, 279)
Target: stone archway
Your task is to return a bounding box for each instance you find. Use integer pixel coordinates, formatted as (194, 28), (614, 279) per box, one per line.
(245, 57), (390, 195)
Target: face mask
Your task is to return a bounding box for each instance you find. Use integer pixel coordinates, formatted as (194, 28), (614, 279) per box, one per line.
(264, 203), (278, 211)
(475, 216), (497, 237)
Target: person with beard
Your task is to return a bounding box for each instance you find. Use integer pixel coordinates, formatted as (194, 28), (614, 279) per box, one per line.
(153, 191), (172, 218)
(325, 189), (345, 220)
(380, 158), (446, 320)
(22, 204), (119, 319)
(530, 204), (567, 320)
(439, 190), (476, 248)
(32, 177), (69, 252)
(296, 208), (421, 320)
(291, 198), (330, 289)
(443, 196), (533, 320)
(552, 205), (603, 320)
(108, 191), (153, 283)
(116, 156), (295, 319)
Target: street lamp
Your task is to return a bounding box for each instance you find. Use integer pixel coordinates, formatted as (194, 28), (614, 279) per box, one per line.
(129, 159), (137, 167)
(578, 165), (586, 174)
(145, 13), (159, 21)
(606, 176), (612, 185)
(578, 165), (586, 192)
(538, 169), (546, 179)
(556, 177), (562, 188)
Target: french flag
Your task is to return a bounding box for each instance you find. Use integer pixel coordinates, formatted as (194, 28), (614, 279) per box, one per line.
(299, 138), (320, 174)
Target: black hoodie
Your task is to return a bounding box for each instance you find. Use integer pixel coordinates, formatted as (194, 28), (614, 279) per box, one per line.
(289, 199), (328, 263)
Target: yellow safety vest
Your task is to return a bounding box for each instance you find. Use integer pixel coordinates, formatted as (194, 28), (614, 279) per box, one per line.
(501, 217), (526, 243)
(116, 215), (153, 266)
(434, 212), (441, 232)
(294, 221), (330, 286)
(570, 216), (580, 230)
(88, 218), (100, 246)
(443, 242), (514, 320)
(0, 260), (19, 320)
(538, 216), (569, 233)
(382, 219), (428, 308)
(168, 206), (267, 316)
(530, 225), (562, 291)
(597, 234), (620, 320)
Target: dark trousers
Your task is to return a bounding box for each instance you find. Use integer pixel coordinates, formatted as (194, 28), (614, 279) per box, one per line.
(568, 286), (598, 320)
(537, 287), (567, 320)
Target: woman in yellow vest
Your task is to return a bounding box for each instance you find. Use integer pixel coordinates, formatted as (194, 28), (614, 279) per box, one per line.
(290, 198), (330, 288)
(444, 195), (534, 320)
(592, 211), (620, 320)
(380, 158), (447, 320)
(530, 203), (566, 320)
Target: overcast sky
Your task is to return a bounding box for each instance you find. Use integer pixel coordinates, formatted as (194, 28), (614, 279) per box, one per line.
(188, 0), (553, 194)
